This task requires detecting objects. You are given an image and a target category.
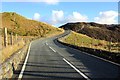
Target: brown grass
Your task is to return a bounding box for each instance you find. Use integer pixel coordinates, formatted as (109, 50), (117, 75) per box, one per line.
(0, 39), (25, 64)
(1, 12), (62, 36)
(45, 28), (64, 38)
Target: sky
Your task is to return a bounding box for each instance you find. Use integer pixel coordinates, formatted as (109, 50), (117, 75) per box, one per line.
(1, 1), (119, 27)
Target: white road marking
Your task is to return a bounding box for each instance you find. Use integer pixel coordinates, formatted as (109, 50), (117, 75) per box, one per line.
(63, 58), (90, 80)
(18, 42), (32, 79)
(49, 46), (56, 53)
(70, 54), (74, 56)
(57, 52), (64, 57)
(70, 47), (120, 66)
(46, 42), (48, 45)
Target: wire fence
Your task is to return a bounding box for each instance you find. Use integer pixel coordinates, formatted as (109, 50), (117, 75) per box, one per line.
(0, 27), (24, 50)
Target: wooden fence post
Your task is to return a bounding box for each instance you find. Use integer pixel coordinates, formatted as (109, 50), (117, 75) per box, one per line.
(0, 29), (2, 49)
(10, 33), (13, 45)
(4, 27), (8, 47)
(15, 34), (17, 42)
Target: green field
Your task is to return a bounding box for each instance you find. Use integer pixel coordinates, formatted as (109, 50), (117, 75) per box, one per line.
(60, 31), (120, 53)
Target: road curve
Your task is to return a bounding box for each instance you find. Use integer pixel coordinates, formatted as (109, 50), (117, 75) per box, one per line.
(17, 30), (120, 80)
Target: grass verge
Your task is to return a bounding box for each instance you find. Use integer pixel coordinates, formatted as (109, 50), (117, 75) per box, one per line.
(0, 40), (25, 64)
(60, 31), (120, 53)
(59, 31), (120, 64)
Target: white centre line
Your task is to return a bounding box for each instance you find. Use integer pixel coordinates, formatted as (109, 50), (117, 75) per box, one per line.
(63, 58), (90, 80)
(18, 42), (32, 79)
(45, 41), (48, 45)
(49, 46), (56, 53)
(46, 43), (48, 45)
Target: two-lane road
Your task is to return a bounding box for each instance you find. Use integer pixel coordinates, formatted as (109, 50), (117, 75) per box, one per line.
(18, 30), (120, 80)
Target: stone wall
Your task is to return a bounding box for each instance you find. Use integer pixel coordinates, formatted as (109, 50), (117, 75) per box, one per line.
(0, 43), (29, 79)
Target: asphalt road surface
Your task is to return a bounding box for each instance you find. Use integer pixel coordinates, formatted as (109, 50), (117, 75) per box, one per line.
(16, 30), (120, 80)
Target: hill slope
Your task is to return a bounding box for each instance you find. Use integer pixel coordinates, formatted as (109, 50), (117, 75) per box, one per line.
(1, 12), (62, 36)
(60, 22), (120, 42)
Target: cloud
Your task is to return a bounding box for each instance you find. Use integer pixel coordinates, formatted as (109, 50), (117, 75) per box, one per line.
(51, 10), (64, 24)
(44, 0), (59, 5)
(1, 0), (118, 2)
(94, 10), (118, 24)
(51, 10), (88, 25)
(33, 13), (41, 21)
(67, 12), (88, 22)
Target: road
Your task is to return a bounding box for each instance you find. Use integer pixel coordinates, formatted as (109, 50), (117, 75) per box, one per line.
(17, 30), (120, 80)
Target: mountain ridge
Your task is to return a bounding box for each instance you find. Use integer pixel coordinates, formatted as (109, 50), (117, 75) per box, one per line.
(60, 22), (120, 42)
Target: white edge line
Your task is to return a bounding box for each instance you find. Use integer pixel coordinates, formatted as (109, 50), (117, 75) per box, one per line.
(63, 58), (90, 80)
(68, 47), (120, 66)
(18, 42), (32, 79)
(49, 46), (56, 53)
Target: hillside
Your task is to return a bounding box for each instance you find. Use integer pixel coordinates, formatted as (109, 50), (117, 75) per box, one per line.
(60, 22), (120, 42)
(0, 12), (64, 64)
(1, 12), (62, 36)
